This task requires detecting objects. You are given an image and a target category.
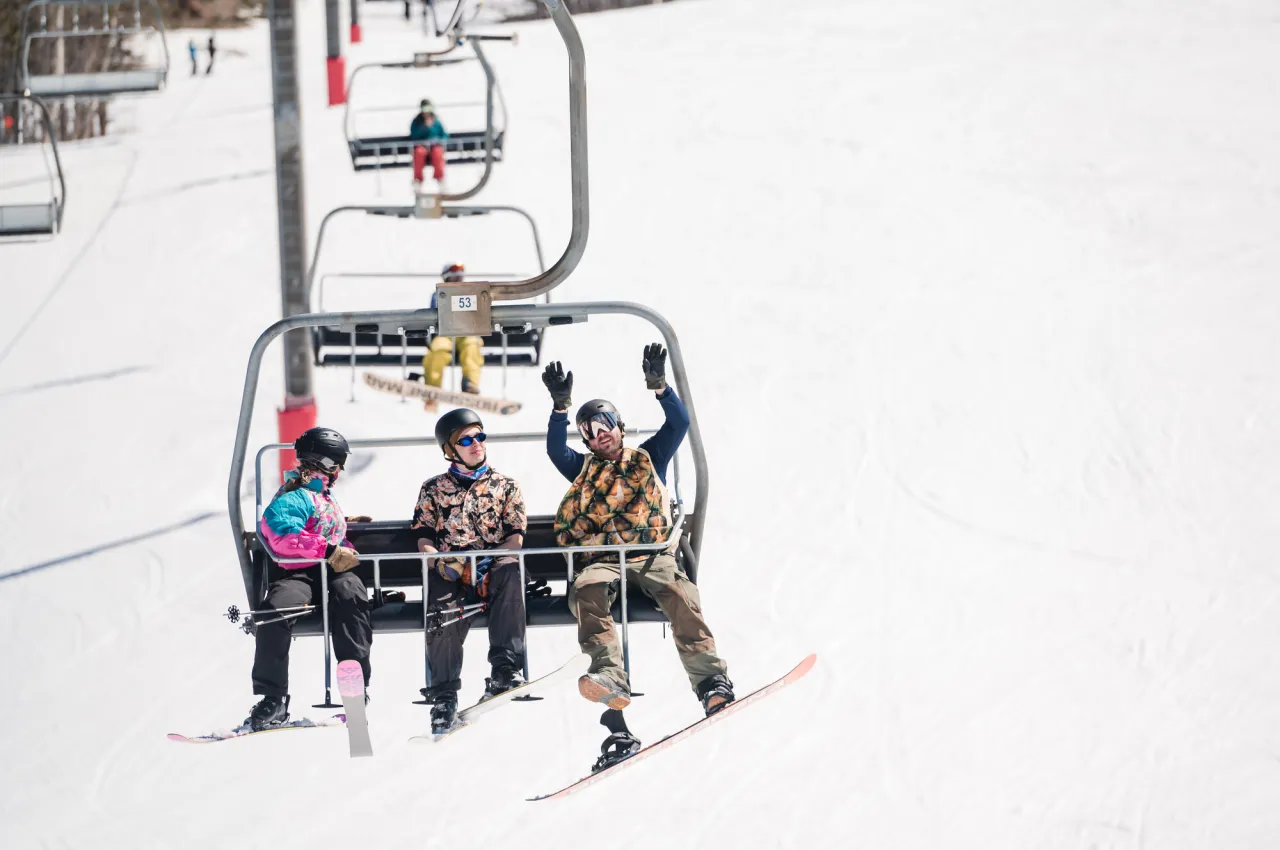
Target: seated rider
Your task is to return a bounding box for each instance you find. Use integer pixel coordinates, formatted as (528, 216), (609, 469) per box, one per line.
(409, 98), (449, 189)
(541, 343), (736, 773)
(420, 263), (483, 411)
(246, 428), (373, 731)
(412, 409), (529, 734)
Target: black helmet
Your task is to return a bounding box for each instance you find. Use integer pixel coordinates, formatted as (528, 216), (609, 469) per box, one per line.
(575, 399), (625, 446)
(294, 427), (349, 472)
(435, 408), (484, 454)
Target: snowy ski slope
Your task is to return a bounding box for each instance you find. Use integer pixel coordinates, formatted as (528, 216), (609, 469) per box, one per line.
(2, 0), (1280, 847)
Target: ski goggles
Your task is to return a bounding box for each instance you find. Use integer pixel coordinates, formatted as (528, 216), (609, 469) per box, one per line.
(579, 412), (619, 441)
(456, 432), (487, 447)
(300, 453), (345, 472)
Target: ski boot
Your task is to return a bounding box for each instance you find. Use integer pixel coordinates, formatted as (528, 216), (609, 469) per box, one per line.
(461, 376), (480, 395)
(482, 663), (525, 701)
(696, 673), (736, 716)
(591, 709), (641, 773)
(430, 695), (458, 736)
(245, 694), (290, 731)
(578, 671), (631, 710)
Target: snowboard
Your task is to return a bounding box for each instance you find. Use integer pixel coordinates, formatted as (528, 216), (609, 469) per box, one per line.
(337, 659), (373, 758)
(528, 653), (817, 801)
(362, 372), (522, 415)
(167, 715), (345, 744)
(410, 653), (591, 744)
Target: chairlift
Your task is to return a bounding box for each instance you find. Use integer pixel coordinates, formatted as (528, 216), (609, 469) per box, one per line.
(19, 0), (170, 99)
(305, 203), (550, 398)
(343, 34), (514, 203)
(231, 304), (706, 701)
(227, 0), (697, 701)
(0, 94), (67, 241)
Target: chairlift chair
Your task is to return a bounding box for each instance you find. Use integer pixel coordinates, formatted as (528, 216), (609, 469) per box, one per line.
(19, 0), (170, 99)
(0, 94), (67, 241)
(343, 35), (512, 203)
(305, 203), (551, 398)
(227, 0), (697, 701)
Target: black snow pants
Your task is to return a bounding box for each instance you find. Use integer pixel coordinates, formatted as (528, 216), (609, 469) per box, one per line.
(251, 567), (372, 696)
(424, 562), (525, 696)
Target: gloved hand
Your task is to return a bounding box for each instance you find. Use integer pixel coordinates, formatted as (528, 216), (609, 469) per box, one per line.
(346, 515), (372, 523)
(642, 342), (667, 391)
(325, 545), (361, 573)
(462, 557), (495, 599)
(542, 361), (573, 410)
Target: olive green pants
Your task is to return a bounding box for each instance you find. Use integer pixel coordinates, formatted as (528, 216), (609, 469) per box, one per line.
(567, 553), (728, 694)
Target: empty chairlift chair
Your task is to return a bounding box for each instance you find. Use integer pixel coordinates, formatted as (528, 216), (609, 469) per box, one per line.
(0, 94), (66, 240)
(20, 0), (170, 99)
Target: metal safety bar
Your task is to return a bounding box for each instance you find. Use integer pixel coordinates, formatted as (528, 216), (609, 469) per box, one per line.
(305, 204), (547, 304)
(264, 516), (684, 694)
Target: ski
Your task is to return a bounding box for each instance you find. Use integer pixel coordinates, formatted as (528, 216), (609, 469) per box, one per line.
(337, 659), (373, 758)
(410, 653), (591, 744)
(167, 716), (345, 744)
(528, 653), (817, 802)
(362, 372), (522, 415)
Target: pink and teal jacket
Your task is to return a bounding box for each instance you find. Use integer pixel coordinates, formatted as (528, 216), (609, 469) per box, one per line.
(259, 473), (348, 568)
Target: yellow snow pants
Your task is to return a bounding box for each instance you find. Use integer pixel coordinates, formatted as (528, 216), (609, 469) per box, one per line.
(422, 336), (483, 388)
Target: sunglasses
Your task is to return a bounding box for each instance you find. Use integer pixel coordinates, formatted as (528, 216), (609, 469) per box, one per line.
(456, 432), (487, 447)
(579, 413), (618, 440)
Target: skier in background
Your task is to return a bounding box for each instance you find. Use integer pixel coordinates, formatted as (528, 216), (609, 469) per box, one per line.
(246, 427), (374, 731)
(412, 409), (529, 734)
(409, 99), (448, 191)
(188, 39), (198, 76)
(541, 344), (735, 772)
(419, 262), (484, 411)
(206, 34), (217, 75)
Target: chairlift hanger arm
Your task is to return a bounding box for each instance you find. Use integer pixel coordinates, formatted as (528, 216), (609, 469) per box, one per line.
(458, 1), (586, 304)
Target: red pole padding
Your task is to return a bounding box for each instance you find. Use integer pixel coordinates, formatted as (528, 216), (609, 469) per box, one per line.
(277, 399), (318, 482)
(350, 23), (362, 44)
(326, 56), (346, 106)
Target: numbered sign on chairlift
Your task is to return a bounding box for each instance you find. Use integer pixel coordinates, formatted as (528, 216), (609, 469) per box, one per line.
(452, 295), (478, 313)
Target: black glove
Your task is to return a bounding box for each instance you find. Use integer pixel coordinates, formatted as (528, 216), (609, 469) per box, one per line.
(542, 361), (573, 410)
(642, 342), (667, 391)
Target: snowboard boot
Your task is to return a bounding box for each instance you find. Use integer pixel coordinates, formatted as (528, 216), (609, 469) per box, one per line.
(482, 663), (525, 701)
(696, 673), (736, 716)
(430, 696), (458, 735)
(578, 672), (631, 710)
(245, 694), (290, 731)
(461, 376), (480, 395)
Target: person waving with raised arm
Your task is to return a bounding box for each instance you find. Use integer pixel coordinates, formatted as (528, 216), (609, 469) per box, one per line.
(542, 343), (734, 774)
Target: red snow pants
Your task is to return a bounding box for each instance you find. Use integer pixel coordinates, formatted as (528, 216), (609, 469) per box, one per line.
(413, 144), (445, 182)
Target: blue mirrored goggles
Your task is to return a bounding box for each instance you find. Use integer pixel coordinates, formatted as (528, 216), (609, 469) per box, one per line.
(456, 432), (487, 447)
(579, 412), (618, 440)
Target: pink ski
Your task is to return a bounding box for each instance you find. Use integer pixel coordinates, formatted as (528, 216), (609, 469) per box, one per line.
(337, 659), (373, 758)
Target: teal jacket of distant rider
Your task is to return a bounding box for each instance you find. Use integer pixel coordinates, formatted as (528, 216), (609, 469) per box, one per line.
(409, 114), (449, 143)
(259, 473), (349, 568)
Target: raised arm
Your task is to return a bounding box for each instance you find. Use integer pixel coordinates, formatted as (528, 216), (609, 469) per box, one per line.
(637, 343), (689, 476)
(543, 361), (585, 482)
